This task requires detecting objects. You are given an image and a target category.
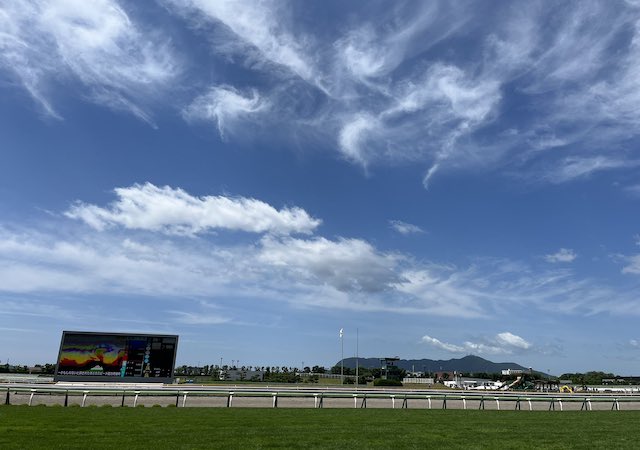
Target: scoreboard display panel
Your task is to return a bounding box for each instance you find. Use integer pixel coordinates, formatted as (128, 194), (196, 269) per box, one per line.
(54, 331), (178, 383)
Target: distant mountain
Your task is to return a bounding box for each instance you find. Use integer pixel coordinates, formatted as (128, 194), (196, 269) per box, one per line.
(338, 355), (531, 375)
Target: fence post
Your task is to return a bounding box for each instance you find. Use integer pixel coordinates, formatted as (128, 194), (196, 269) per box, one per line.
(5, 388), (10, 405)
(133, 391), (140, 408)
(390, 395), (395, 409)
(612, 399), (619, 411)
(353, 394), (358, 409)
(442, 395), (447, 410)
(527, 398), (532, 411)
(182, 392), (189, 408)
(64, 390), (68, 407)
(121, 392), (126, 407)
(462, 396), (466, 410)
(361, 394), (367, 409)
(402, 395), (408, 409)
(495, 397), (500, 410)
(426, 396), (431, 410)
(81, 391), (88, 407)
(28, 389), (36, 406)
(272, 393), (278, 408)
(175, 392), (180, 407)
(479, 396), (484, 410)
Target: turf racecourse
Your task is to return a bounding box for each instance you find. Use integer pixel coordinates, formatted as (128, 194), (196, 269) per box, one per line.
(1, 407), (639, 449)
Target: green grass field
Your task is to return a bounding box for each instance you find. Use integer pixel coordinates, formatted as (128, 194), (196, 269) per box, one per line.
(1, 406), (638, 449)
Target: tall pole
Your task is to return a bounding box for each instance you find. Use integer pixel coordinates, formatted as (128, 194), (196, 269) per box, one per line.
(356, 328), (359, 390)
(340, 328), (344, 385)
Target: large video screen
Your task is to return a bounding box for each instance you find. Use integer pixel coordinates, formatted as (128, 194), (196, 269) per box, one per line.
(54, 331), (178, 383)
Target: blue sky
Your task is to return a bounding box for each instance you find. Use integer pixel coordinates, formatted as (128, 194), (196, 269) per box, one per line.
(1, 0), (640, 375)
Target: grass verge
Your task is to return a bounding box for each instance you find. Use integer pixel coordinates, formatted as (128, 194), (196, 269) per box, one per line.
(0, 406), (638, 449)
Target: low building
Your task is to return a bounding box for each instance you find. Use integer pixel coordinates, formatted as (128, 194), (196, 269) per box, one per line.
(219, 369), (264, 381)
(501, 369), (524, 376)
(402, 377), (434, 384)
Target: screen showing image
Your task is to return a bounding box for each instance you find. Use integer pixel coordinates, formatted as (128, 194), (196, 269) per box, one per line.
(54, 331), (178, 382)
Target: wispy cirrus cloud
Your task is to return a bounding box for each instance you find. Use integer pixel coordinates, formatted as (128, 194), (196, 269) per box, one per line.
(545, 248), (577, 263)
(183, 86), (268, 138)
(0, 0), (177, 122)
(164, 0), (317, 85)
(5, 1), (637, 189)
(167, 0), (640, 188)
(389, 220), (424, 235)
(541, 158), (640, 184)
(623, 184), (640, 198)
(169, 310), (231, 325)
(622, 254), (640, 275)
(3, 1), (640, 187)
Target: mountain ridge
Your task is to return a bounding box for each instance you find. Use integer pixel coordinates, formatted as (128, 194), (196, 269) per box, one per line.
(338, 354), (531, 374)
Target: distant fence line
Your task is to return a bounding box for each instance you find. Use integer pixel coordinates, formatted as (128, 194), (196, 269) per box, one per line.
(3, 385), (640, 411)
(299, 373), (357, 380)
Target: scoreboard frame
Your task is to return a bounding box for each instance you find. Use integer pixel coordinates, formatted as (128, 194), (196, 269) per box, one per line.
(53, 331), (179, 383)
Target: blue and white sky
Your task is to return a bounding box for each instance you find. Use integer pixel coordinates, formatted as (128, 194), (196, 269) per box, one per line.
(2, 0), (640, 375)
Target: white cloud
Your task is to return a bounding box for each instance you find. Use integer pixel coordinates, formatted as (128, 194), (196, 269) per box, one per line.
(333, 3), (470, 86)
(2, 186), (640, 319)
(0, 0), (177, 121)
(336, 63), (502, 168)
(258, 235), (403, 293)
(421, 335), (465, 353)
(496, 332), (532, 350)
(421, 331), (532, 355)
(169, 311), (231, 325)
(65, 182), (320, 236)
(183, 86), (267, 138)
(389, 220), (424, 235)
(545, 248), (577, 263)
(163, 1), (640, 189)
(337, 114), (380, 166)
(0, 223), (634, 318)
(394, 267), (488, 318)
(422, 163), (440, 190)
(624, 185), (640, 197)
(622, 255), (640, 275)
(165, 0), (316, 84)
(4, 1), (640, 187)
(542, 157), (639, 184)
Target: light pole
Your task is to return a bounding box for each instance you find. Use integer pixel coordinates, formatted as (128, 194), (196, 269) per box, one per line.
(356, 328), (359, 390)
(340, 328), (344, 385)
